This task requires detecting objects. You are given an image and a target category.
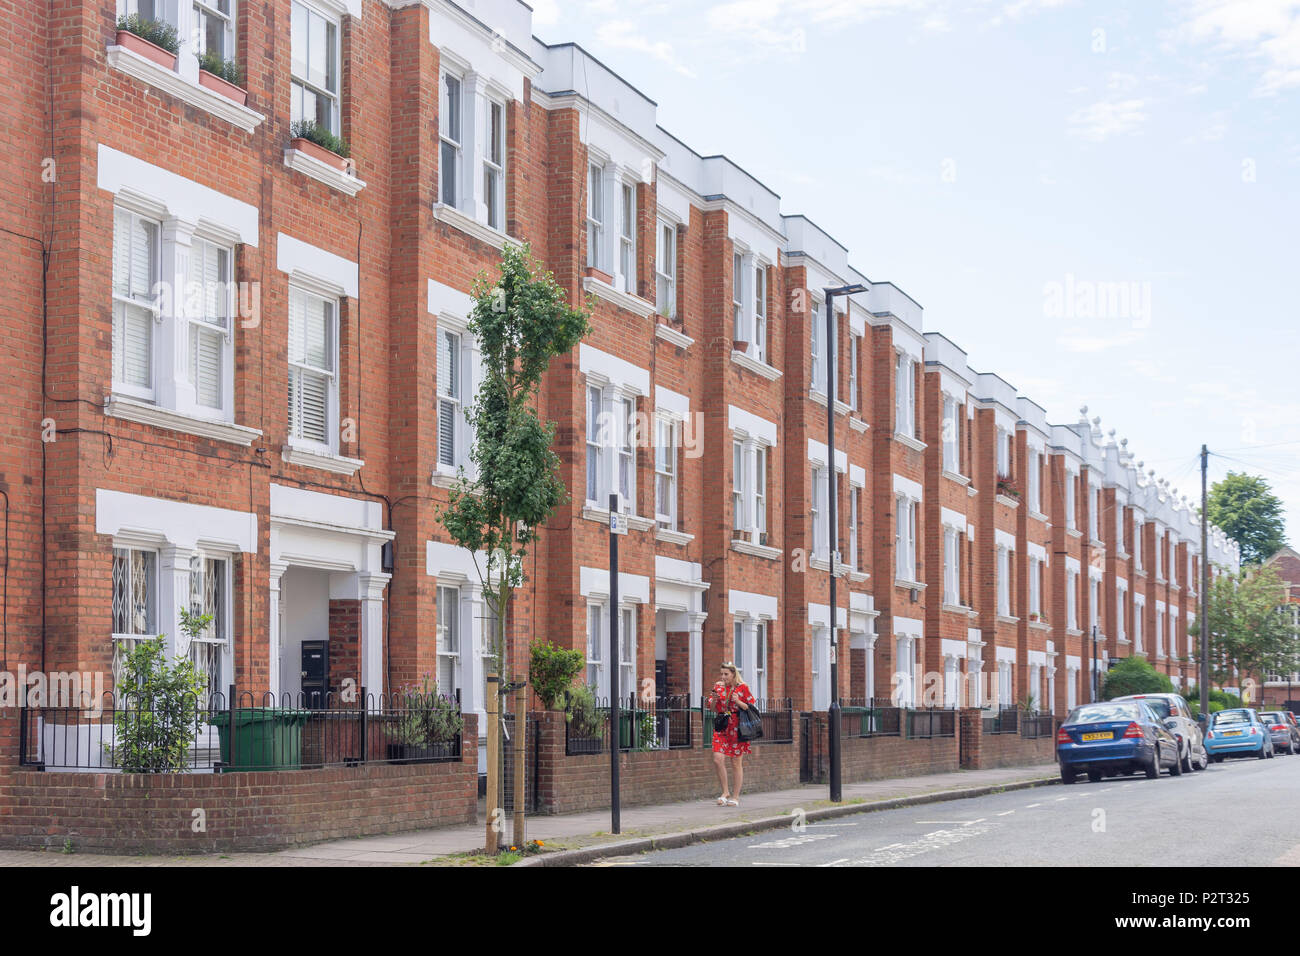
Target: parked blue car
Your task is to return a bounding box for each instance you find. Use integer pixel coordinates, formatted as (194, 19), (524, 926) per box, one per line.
(1057, 700), (1182, 783)
(1205, 708), (1275, 762)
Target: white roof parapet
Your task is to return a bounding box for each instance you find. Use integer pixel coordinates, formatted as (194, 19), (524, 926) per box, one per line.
(1016, 396), (1050, 440)
(924, 332), (972, 384)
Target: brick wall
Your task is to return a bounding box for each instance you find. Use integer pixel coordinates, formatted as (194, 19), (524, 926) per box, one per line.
(0, 714), (478, 854)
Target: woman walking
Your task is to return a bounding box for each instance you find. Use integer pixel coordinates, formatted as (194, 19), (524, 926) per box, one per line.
(707, 662), (757, 806)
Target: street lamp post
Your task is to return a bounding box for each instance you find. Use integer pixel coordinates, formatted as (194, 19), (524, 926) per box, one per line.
(823, 283), (866, 804)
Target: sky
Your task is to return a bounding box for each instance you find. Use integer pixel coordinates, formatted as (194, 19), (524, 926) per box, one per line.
(526, 0), (1300, 548)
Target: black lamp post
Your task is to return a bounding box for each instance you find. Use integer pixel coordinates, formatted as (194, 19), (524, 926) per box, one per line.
(823, 282), (867, 803)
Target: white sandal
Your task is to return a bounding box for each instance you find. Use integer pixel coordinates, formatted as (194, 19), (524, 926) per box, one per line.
(726, 798), (739, 807)
(715, 795), (729, 805)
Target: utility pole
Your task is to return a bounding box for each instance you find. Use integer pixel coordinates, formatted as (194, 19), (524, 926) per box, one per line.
(608, 492), (625, 834)
(1200, 444), (1209, 722)
(1091, 624), (1099, 702)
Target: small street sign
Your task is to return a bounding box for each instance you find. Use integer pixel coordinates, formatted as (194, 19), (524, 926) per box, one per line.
(609, 511), (629, 535)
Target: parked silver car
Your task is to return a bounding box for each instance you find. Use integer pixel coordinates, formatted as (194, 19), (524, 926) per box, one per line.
(1258, 711), (1300, 754)
(1112, 693), (1209, 772)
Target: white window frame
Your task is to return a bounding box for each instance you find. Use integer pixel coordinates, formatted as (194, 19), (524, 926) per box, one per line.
(942, 395), (959, 472)
(586, 160), (605, 272)
(654, 415), (678, 532)
(732, 434), (773, 546)
(1134, 519), (1144, 570)
(1027, 448), (1041, 512)
(286, 285), (339, 453)
(586, 602), (604, 697)
(1029, 556), (1042, 617)
(1134, 600), (1145, 653)
(111, 207), (161, 402)
(753, 263), (768, 364)
(895, 495), (917, 581)
(849, 485), (860, 572)
(187, 234), (235, 416)
(1065, 470), (1077, 531)
(438, 69), (463, 208)
(184, 553), (234, 704)
(585, 382), (638, 515)
(291, 0), (341, 136)
(810, 298), (826, 394)
(111, 546), (158, 688)
(193, 0), (235, 61)
(483, 96), (507, 231)
(732, 251), (746, 343)
(617, 180), (636, 294)
(436, 585), (462, 702)
(1067, 569), (1079, 630)
(655, 218), (676, 319)
(996, 428), (1011, 478)
(1117, 584), (1128, 643)
(996, 546), (1011, 617)
(754, 620), (768, 701)
(849, 333), (860, 413)
(1089, 483), (1100, 540)
(944, 527), (960, 606)
(812, 467), (828, 559)
(895, 352), (916, 438)
(437, 326), (462, 470)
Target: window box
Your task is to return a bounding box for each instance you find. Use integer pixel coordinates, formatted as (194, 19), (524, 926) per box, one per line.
(198, 68), (247, 106)
(584, 266), (613, 285)
(290, 136), (351, 174)
(732, 337), (749, 352)
(115, 28), (176, 69)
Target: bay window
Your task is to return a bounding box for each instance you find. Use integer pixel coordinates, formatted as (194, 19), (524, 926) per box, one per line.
(995, 428), (1010, 478)
(1134, 519), (1143, 569)
(1029, 556), (1042, 617)
(186, 556), (231, 702)
(732, 440), (745, 532)
(439, 72), (461, 206)
(1133, 603), (1144, 653)
(585, 601), (634, 701)
(112, 547), (157, 687)
(291, 0), (340, 135)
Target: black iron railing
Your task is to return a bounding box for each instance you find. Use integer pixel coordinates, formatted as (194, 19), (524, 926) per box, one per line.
(982, 707), (1020, 735)
(906, 707), (957, 739)
(18, 688), (463, 772)
(699, 696), (794, 747)
(1019, 712), (1056, 739)
(565, 695), (696, 755)
(841, 697), (902, 738)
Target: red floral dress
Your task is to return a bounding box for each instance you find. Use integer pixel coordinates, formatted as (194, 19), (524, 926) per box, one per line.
(709, 680), (758, 757)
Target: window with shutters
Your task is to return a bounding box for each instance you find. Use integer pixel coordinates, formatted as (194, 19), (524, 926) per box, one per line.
(112, 547), (157, 689)
(112, 208), (160, 400)
(437, 585), (461, 701)
(291, 0), (340, 135)
(438, 329), (461, 468)
(287, 287), (337, 449)
(655, 220), (676, 319)
(189, 236), (233, 413)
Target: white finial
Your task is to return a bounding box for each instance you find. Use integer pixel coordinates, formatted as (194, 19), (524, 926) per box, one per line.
(1080, 405), (1088, 415)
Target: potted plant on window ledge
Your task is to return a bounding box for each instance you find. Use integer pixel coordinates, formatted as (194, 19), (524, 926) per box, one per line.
(115, 13), (179, 69)
(996, 476), (1021, 499)
(289, 119), (354, 175)
(198, 49), (247, 106)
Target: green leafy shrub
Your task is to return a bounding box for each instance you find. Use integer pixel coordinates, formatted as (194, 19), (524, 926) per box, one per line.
(112, 611), (208, 773)
(529, 640), (585, 709)
(198, 48), (242, 86)
(565, 684), (604, 738)
(388, 673), (463, 746)
(116, 13), (179, 54)
(290, 119), (351, 159)
(1102, 655), (1174, 700)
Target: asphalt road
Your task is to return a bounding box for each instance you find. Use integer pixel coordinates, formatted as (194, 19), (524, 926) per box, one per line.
(591, 751), (1300, 867)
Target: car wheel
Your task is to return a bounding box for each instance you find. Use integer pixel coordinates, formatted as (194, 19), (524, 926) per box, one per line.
(1267, 743), (1275, 759)
(1169, 748), (1183, 776)
(1087, 770), (1102, 783)
(1259, 743), (1269, 759)
(1060, 764), (1077, 785)
(1181, 747), (1194, 774)
(1145, 746), (1160, 779)
(1197, 749), (1209, 771)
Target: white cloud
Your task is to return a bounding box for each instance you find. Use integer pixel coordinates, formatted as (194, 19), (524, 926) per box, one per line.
(1176, 0), (1300, 95)
(1066, 98), (1148, 141)
(594, 19), (698, 77)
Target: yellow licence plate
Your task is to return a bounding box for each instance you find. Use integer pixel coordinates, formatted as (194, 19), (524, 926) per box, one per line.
(1081, 732), (1114, 742)
(1222, 730), (1243, 737)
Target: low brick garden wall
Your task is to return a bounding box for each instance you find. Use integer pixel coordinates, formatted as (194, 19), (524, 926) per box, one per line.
(977, 731), (1057, 769)
(532, 711), (801, 814)
(0, 714), (479, 854)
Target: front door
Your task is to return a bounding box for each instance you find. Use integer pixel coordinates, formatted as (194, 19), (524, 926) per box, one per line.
(301, 640), (329, 708)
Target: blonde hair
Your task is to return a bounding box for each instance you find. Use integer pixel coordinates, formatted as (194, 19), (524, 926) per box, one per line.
(719, 661), (745, 686)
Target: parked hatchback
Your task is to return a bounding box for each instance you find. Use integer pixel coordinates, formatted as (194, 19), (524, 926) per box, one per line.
(1057, 700), (1182, 783)
(1258, 711), (1300, 755)
(1205, 708), (1275, 761)
(1112, 693), (1209, 772)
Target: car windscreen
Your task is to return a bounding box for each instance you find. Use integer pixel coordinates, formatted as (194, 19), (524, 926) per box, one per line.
(1260, 712), (1285, 724)
(1069, 704), (1138, 724)
(1212, 710), (1251, 726)
(1129, 698), (1171, 718)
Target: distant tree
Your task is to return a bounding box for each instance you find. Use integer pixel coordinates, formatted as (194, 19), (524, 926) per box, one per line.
(1102, 656), (1173, 699)
(1207, 472), (1287, 565)
(1203, 564), (1297, 691)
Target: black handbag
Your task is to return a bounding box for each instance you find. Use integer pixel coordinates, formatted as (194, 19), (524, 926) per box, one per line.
(737, 704), (764, 742)
(713, 688), (734, 732)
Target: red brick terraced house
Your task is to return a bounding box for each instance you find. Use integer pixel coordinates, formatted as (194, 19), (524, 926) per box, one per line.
(0, 0), (1242, 804)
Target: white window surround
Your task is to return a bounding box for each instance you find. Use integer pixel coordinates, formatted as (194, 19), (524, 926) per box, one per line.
(433, 311), (483, 484)
(108, 0), (265, 133)
(894, 351), (918, 442)
(655, 216), (678, 321)
(100, 151), (263, 446)
(434, 51), (514, 237)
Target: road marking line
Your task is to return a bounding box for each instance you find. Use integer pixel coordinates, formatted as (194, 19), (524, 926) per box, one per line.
(818, 858), (850, 867)
(1025, 803), (1041, 808)
(752, 862), (800, 866)
(996, 810), (1015, 816)
(1055, 797), (1069, 802)
(962, 818), (987, 826)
